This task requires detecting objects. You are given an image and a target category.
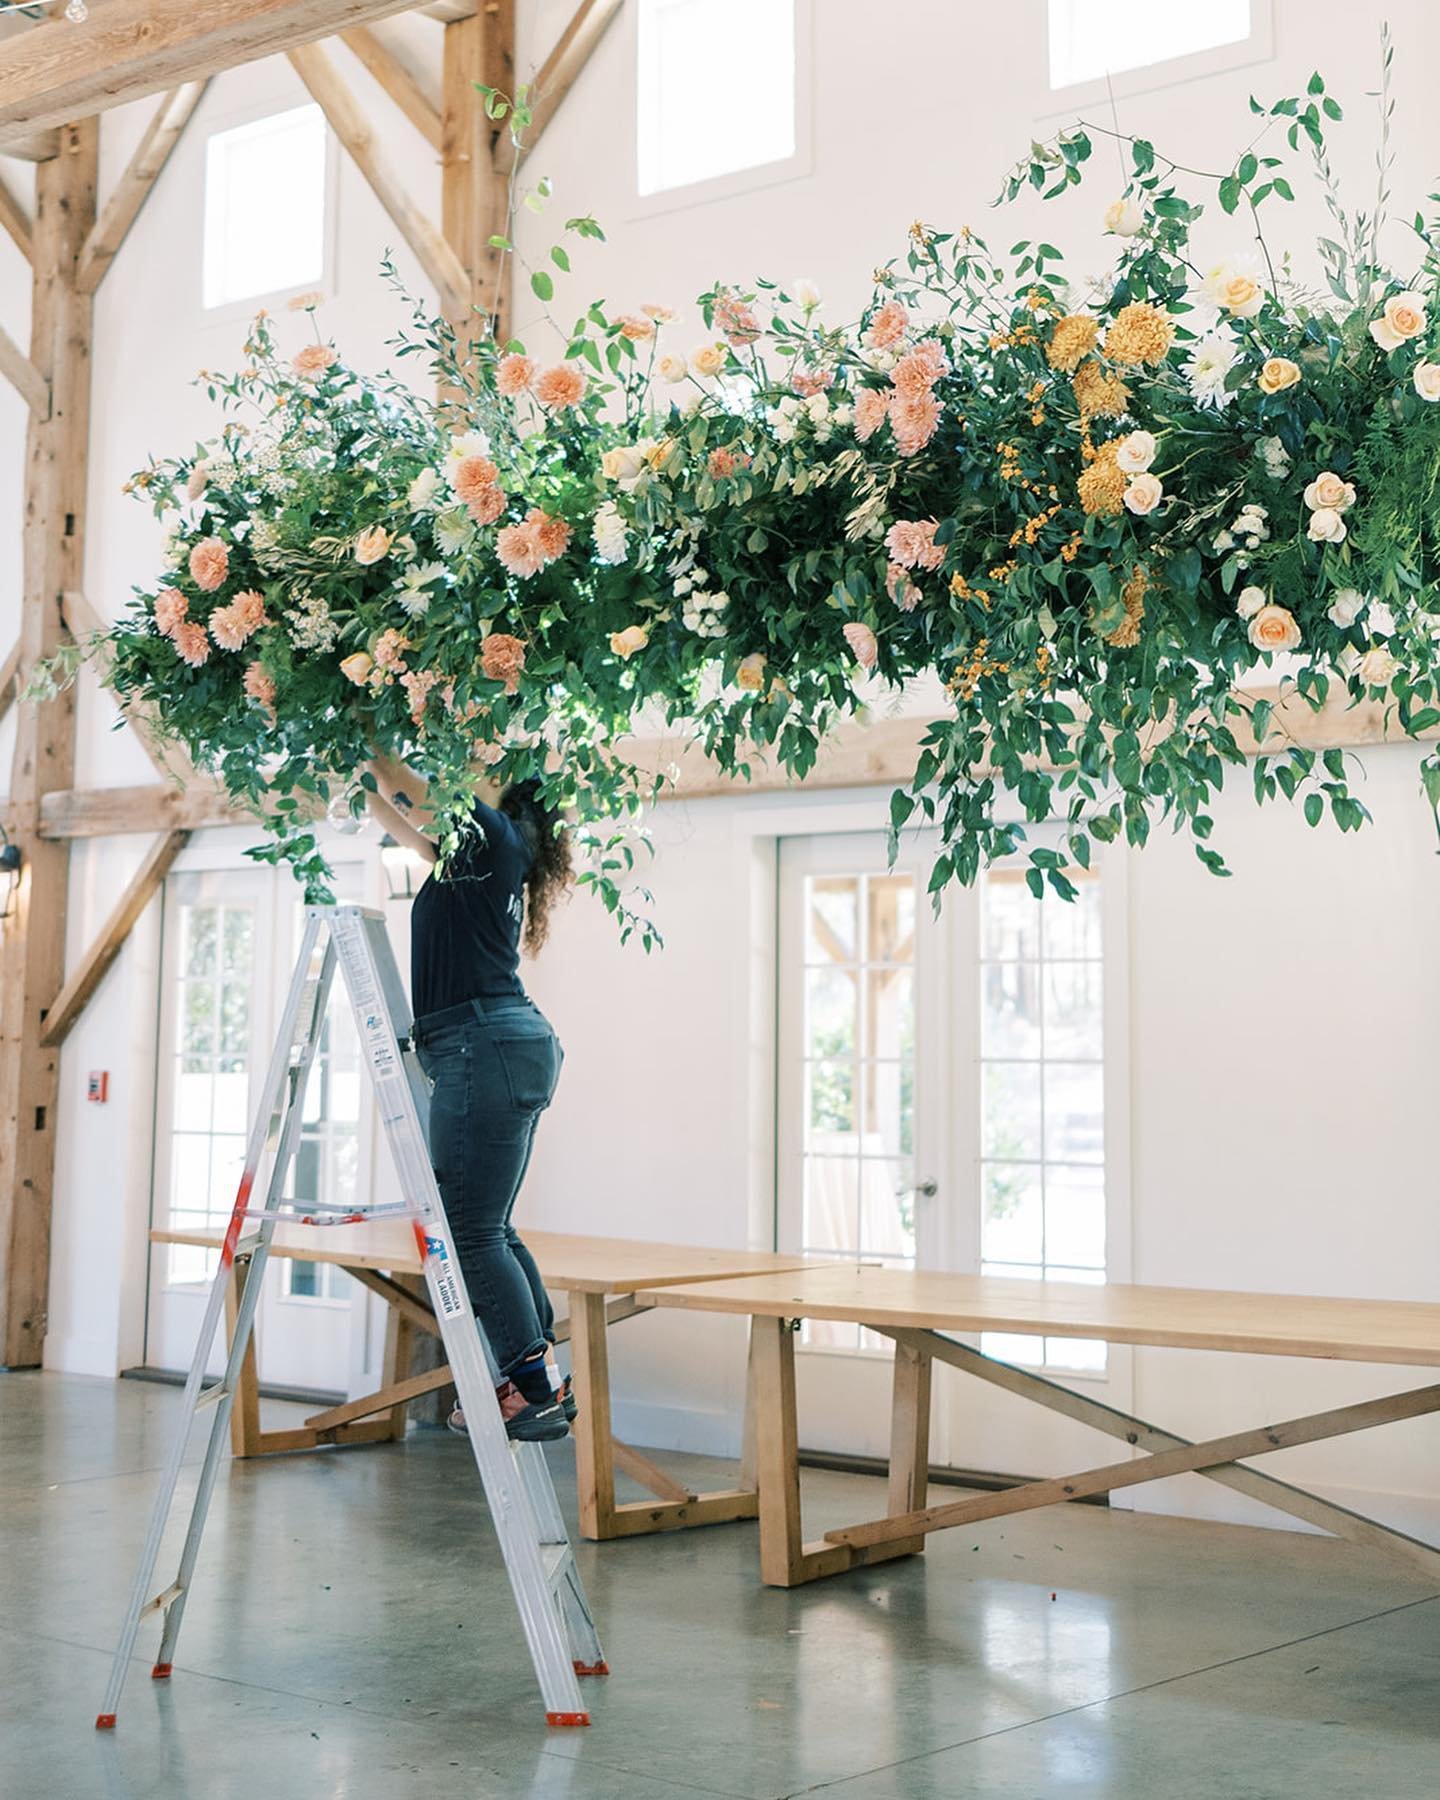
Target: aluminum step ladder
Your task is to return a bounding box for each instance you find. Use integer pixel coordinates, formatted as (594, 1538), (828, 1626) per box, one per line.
(97, 904), (606, 1731)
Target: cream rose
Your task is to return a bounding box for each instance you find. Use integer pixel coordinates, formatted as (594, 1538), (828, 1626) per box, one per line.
(1103, 197), (1144, 237)
(1358, 645), (1399, 688)
(1123, 472), (1163, 516)
(1236, 585), (1267, 620)
(354, 525), (392, 565)
(736, 652), (767, 691)
(609, 625), (649, 659)
(1248, 604), (1302, 653)
(1414, 361), (1440, 402)
(601, 444), (648, 484)
(690, 344), (726, 378)
(1257, 357), (1301, 395)
(1115, 430), (1158, 473)
(1368, 599), (1397, 638)
(1326, 588), (1365, 628)
(1203, 259), (1263, 319)
(657, 352), (688, 383)
(1303, 471), (1356, 513)
(339, 651), (374, 685)
(1307, 507), (1347, 544)
(1370, 290), (1428, 352)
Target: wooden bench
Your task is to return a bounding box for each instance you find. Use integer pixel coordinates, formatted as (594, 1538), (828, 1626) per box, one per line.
(643, 1263), (1440, 1588)
(150, 1223), (812, 1541)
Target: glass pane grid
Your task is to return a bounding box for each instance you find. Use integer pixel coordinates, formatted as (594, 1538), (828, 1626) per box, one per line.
(979, 867), (1107, 1374)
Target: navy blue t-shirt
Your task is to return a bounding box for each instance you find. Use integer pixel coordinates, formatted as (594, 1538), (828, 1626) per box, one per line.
(410, 801), (532, 1016)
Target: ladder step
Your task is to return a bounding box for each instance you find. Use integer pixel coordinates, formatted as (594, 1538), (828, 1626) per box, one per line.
(141, 1582), (183, 1619)
(195, 1383), (229, 1411)
(543, 1544), (571, 1584)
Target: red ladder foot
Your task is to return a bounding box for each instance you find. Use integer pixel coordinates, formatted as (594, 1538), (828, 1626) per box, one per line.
(546, 1711), (591, 1728)
(573, 1659), (609, 1676)
(95, 1714), (117, 1731)
(151, 1663), (173, 1680)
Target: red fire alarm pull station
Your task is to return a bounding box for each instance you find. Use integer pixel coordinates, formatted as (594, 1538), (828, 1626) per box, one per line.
(88, 1072), (108, 1104)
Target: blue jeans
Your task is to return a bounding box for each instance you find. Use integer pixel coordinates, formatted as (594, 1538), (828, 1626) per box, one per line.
(413, 997), (562, 1377)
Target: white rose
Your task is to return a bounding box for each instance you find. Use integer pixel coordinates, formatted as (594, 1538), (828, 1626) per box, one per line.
(792, 278), (822, 310)
(1367, 599), (1397, 639)
(601, 442), (653, 490)
(1326, 588), (1365, 628)
(806, 392), (831, 422)
(1358, 646), (1399, 688)
(1103, 197), (1144, 237)
(1307, 507), (1347, 544)
(1123, 472), (1163, 515)
(1337, 644), (1362, 678)
(656, 353), (688, 383)
(1303, 471), (1356, 512)
(1414, 361), (1440, 402)
(1369, 290), (1427, 353)
(1115, 430), (1157, 474)
(1236, 585), (1267, 620)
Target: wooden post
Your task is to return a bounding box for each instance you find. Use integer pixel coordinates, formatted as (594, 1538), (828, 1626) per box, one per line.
(750, 1315), (805, 1586)
(0, 119), (96, 1368)
(885, 1339), (932, 1559)
(441, 2), (513, 360)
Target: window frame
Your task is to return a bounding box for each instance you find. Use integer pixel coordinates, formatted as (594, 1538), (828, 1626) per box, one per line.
(1040, 0), (1273, 115)
(627, 0), (814, 220)
(199, 97), (339, 326)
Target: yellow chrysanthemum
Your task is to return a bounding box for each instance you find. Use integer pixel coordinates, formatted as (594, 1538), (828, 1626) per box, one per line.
(1105, 563), (1150, 647)
(1045, 314), (1099, 373)
(1071, 360), (1130, 421)
(1102, 302), (1175, 368)
(1077, 441), (1127, 516)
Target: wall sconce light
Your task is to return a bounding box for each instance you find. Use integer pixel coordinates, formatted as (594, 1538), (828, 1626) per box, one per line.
(379, 833), (427, 902)
(0, 827), (21, 921)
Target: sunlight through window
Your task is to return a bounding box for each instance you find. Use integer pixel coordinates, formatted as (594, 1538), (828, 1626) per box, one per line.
(1048, 0), (1252, 90)
(203, 104), (329, 309)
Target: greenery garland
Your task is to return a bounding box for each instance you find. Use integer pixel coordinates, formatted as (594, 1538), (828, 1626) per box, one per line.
(42, 50), (1440, 938)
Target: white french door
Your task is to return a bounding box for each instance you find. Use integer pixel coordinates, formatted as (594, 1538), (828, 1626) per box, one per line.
(777, 829), (1131, 1477)
(145, 865), (373, 1395)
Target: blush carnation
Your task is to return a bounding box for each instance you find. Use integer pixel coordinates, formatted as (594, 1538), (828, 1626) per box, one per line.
(208, 604), (248, 651)
(292, 344), (339, 379)
(172, 622), (211, 667)
(866, 300), (909, 349)
(154, 587), (188, 636)
(843, 621), (879, 669)
(243, 662), (277, 713)
(528, 507), (572, 562)
(888, 390), (942, 456)
(617, 313), (656, 341)
(891, 339), (947, 395)
(707, 446), (748, 479)
(715, 295), (761, 345)
(534, 364), (587, 410)
(188, 537), (229, 591)
(791, 366), (833, 397)
(854, 389), (889, 443)
(496, 520), (545, 578)
(885, 519), (944, 571)
(452, 454), (500, 503)
(466, 484), (506, 526)
(480, 632), (526, 693)
(495, 353), (535, 396)
(886, 563), (921, 611)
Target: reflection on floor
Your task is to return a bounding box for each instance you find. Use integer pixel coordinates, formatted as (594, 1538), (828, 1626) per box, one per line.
(3, 1371), (1438, 1799)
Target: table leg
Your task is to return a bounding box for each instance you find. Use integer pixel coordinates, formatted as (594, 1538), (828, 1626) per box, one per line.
(886, 1338), (931, 1560)
(569, 1291), (617, 1539)
(751, 1315), (805, 1585)
(223, 1254), (261, 1458)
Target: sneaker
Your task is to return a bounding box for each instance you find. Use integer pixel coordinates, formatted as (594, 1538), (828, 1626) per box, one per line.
(449, 1383), (570, 1444)
(559, 1374), (577, 1424)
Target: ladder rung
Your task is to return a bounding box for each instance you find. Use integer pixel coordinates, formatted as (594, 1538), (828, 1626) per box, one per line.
(543, 1544), (571, 1584)
(195, 1383), (229, 1411)
(141, 1582), (183, 1619)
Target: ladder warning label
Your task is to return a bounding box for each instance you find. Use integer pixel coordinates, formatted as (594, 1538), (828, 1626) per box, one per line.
(420, 1232), (467, 1319)
(361, 1012), (400, 1083)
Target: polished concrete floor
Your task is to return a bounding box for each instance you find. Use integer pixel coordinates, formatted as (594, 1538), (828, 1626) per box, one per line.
(3, 1371), (1438, 1800)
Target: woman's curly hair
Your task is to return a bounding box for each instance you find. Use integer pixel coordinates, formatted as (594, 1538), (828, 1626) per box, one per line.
(499, 779), (574, 954)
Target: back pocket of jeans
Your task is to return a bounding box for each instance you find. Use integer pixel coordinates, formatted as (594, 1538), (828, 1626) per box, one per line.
(494, 1033), (561, 1112)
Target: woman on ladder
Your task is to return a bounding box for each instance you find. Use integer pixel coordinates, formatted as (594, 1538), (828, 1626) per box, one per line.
(410, 779), (575, 1441)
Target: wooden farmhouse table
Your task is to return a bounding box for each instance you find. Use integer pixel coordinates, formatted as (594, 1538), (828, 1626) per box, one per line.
(149, 1222), (812, 1539)
(643, 1263), (1440, 1588)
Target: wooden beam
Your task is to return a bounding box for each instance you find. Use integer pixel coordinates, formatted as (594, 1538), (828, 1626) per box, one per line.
(824, 1382), (1440, 1552)
(38, 780), (252, 840)
(0, 641), (21, 731)
(0, 166), (31, 262)
(417, 1), (476, 20)
(440, 5), (510, 349)
(0, 127), (60, 162)
(288, 40), (468, 321)
(0, 319), (47, 417)
(74, 81), (208, 295)
(0, 117), (95, 1369)
(0, 0), (435, 147)
(492, 0), (621, 179)
(339, 27), (441, 150)
(39, 830), (189, 1048)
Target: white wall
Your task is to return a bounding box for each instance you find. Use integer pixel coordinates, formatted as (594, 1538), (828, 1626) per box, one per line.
(12, 0), (1440, 1536)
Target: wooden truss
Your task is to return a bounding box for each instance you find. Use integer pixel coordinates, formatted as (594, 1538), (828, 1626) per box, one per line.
(0, 0), (621, 1364)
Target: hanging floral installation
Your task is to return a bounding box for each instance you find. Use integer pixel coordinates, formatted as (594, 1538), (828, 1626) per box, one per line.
(42, 45), (1440, 937)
